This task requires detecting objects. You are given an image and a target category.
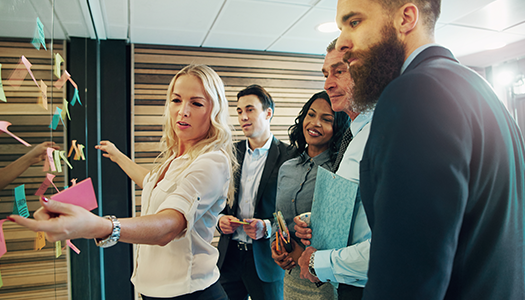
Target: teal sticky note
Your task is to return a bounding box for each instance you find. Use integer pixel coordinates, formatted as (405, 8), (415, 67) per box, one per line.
(71, 88), (81, 106)
(31, 24), (40, 50)
(49, 107), (62, 130)
(13, 184), (29, 218)
(37, 17), (47, 50)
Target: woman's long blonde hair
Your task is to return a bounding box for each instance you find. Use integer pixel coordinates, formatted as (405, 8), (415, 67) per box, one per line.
(154, 64), (237, 203)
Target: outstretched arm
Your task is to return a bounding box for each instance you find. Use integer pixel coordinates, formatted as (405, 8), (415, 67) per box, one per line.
(0, 141), (59, 190)
(95, 140), (150, 188)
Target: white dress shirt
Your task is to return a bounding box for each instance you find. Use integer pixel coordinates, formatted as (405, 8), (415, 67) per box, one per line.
(233, 135), (273, 243)
(131, 150), (230, 297)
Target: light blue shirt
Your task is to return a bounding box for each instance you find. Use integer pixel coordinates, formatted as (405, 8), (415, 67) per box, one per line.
(400, 43), (441, 74)
(233, 135), (273, 243)
(314, 111), (373, 287)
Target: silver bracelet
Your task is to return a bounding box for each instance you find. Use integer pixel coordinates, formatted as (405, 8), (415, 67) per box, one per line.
(94, 215), (121, 248)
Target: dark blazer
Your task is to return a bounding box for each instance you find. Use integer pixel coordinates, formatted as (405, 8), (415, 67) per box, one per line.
(218, 137), (296, 283)
(360, 46), (525, 299)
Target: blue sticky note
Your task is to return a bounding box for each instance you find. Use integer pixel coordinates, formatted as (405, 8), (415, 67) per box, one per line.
(13, 184), (29, 218)
(71, 88), (81, 106)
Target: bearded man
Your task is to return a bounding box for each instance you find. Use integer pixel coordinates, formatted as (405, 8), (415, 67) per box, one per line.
(334, 0), (525, 299)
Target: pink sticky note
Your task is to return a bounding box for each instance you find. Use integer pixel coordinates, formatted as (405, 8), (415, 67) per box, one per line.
(0, 121), (31, 146)
(0, 219), (8, 259)
(54, 70), (70, 89)
(46, 147), (56, 172)
(5, 60), (28, 89)
(68, 77), (78, 90)
(50, 178), (98, 211)
(21, 56), (40, 89)
(35, 173), (56, 196)
(66, 240), (80, 254)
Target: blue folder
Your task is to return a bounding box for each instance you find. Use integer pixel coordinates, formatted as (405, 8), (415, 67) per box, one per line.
(310, 166), (359, 250)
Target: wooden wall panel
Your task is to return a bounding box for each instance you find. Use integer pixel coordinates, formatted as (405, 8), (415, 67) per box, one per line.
(0, 38), (68, 300)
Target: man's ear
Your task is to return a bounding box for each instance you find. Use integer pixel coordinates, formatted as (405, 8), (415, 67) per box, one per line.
(394, 3), (419, 35)
(266, 107), (273, 120)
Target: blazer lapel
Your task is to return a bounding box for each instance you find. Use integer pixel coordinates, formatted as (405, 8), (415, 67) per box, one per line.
(254, 137), (280, 208)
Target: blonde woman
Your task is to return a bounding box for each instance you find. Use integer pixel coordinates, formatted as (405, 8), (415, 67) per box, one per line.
(10, 64), (237, 300)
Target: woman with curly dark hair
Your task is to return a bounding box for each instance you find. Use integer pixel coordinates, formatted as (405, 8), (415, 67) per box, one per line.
(270, 91), (350, 299)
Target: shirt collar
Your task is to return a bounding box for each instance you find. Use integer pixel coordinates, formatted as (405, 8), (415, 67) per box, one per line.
(301, 149), (331, 166)
(246, 133), (273, 156)
(351, 110), (374, 137)
(401, 43), (441, 74)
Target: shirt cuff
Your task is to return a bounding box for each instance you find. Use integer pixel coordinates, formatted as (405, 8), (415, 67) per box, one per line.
(314, 249), (336, 282)
(263, 219), (272, 239)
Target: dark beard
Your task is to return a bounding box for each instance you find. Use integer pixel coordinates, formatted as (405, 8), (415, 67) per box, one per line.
(343, 24), (406, 113)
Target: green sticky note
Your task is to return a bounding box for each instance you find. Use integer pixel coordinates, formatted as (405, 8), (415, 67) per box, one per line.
(0, 269), (3, 288)
(13, 184), (29, 218)
(55, 241), (62, 258)
(0, 64), (6, 102)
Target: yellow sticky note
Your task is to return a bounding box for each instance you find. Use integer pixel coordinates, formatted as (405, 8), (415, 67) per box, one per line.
(61, 98), (70, 121)
(35, 232), (46, 250)
(0, 268), (3, 288)
(54, 53), (64, 78)
(55, 241), (62, 258)
(0, 64), (6, 102)
(38, 79), (48, 110)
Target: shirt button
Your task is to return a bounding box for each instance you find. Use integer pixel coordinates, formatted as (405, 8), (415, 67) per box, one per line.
(292, 199), (295, 202)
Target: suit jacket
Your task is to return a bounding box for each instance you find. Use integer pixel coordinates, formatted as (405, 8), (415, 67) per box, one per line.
(218, 137), (296, 282)
(360, 46), (525, 299)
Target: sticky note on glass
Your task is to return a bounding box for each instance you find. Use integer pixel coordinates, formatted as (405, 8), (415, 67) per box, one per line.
(21, 56), (40, 89)
(55, 241), (62, 258)
(13, 184), (29, 218)
(45, 147), (56, 172)
(50, 177), (98, 211)
(68, 77), (78, 90)
(6, 59), (28, 89)
(66, 240), (80, 254)
(0, 64), (7, 102)
(0, 268), (3, 288)
(35, 232), (46, 250)
(0, 219), (8, 259)
(54, 70), (70, 89)
(35, 173), (59, 196)
(32, 17), (47, 50)
(49, 107), (62, 130)
(0, 120), (31, 146)
(61, 98), (70, 120)
(59, 150), (73, 170)
(54, 53), (64, 78)
(53, 150), (62, 173)
(38, 79), (48, 110)
(71, 88), (81, 106)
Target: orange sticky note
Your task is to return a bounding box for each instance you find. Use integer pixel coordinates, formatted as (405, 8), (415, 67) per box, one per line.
(54, 70), (70, 89)
(38, 79), (48, 110)
(68, 77), (78, 90)
(35, 232), (46, 250)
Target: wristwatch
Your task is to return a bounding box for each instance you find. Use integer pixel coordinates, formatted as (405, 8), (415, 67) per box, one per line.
(94, 215), (121, 248)
(308, 252), (317, 277)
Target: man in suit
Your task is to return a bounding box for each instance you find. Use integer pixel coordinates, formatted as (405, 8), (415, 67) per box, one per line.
(294, 39), (372, 300)
(332, 0), (525, 299)
(217, 85), (294, 300)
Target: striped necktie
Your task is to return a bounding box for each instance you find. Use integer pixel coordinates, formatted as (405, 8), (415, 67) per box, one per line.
(333, 127), (353, 172)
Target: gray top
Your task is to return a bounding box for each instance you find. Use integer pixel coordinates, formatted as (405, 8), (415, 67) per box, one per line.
(272, 149), (332, 247)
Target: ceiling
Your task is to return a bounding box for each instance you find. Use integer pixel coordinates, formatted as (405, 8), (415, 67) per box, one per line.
(1, 0), (524, 68)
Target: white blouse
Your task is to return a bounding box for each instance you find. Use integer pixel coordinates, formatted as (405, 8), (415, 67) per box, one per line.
(130, 150), (231, 298)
